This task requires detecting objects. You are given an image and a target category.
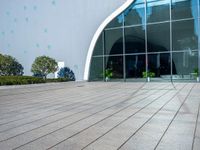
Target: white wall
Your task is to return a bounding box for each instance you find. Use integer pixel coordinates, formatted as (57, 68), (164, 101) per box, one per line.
(0, 0), (126, 80)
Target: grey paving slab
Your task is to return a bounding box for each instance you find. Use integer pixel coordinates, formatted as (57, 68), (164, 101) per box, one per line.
(0, 82), (199, 150)
(0, 88), (155, 149)
(193, 103), (200, 150)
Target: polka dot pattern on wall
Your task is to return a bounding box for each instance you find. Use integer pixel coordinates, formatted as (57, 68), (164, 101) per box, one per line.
(6, 11), (10, 16)
(36, 43), (40, 48)
(52, 0), (56, 5)
(33, 6), (37, 10)
(14, 18), (17, 23)
(1, 32), (5, 36)
(24, 6), (27, 10)
(10, 30), (14, 34)
(44, 28), (48, 33)
(1, 1), (59, 54)
(48, 45), (51, 50)
(25, 17), (29, 22)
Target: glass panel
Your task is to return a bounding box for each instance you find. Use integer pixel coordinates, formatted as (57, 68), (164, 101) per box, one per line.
(105, 56), (123, 79)
(93, 33), (103, 56)
(89, 57), (103, 81)
(172, 19), (198, 51)
(172, 0), (198, 20)
(148, 53), (171, 80)
(125, 26), (145, 54)
(147, 0), (170, 23)
(147, 22), (170, 52)
(126, 54), (146, 78)
(124, 2), (145, 26)
(106, 14), (123, 28)
(105, 28), (123, 55)
(172, 51), (198, 80)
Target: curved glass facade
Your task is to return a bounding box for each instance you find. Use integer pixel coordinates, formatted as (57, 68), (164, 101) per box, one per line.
(89, 0), (200, 82)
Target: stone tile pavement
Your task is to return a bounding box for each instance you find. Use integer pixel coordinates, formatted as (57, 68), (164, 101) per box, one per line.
(0, 82), (199, 150)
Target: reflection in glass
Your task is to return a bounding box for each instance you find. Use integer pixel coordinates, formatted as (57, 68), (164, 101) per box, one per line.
(89, 0), (200, 82)
(147, 22), (170, 52)
(147, 0), (170, 23)
(125, 26), (145, 54)
(172, 51), (198, 80)
(172, 19), (198, 51)
(106, 14), (123, 28)
(148, 53), (171, 78)
(126, 54), (146, 78)
(125, 2), (145, 26)
(105, 28), (123, 55)
(105, 56), (123, 79)
(172, 0), (198, 20)
(89, 57), (103, 81)
(93, 33), (103, 56)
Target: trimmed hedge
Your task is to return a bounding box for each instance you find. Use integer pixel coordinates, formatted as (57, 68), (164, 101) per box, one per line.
(0, 76), (70, 86)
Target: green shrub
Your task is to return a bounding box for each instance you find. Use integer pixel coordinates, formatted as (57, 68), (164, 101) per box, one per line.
(193, 68), (199, 78)
(31, 56), (58, 79)
(142, 71), (155, 78)
(105, 69), (113, 78)
(46, 78), (69, 83)
(0, 76), (45, 86)
(0, 54), (24, 76)
(0, 76), (70, 86)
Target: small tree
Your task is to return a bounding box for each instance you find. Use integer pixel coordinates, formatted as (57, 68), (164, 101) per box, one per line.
(57, 67), (76, 81)
(0, 54), (24, 76)
(31, 56), (58, 79)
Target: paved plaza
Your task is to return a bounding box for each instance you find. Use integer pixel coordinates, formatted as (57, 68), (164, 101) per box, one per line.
(0, 82), (199, 150)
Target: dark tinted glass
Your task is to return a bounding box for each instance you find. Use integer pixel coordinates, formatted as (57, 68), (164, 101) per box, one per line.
(172, 51), (198, 80)
(105, 28), (123, 55)
(126, 54), (146, 78)
(106, 14), (123, 29)
(148, 53), (171, 78)
(105, 56), (124, 79)
(125, 26), (145, 54)
(147, 22), (170, 52)
(147, 0), (170, 23)
(89, 57), (103, 81)
(93, 33), (103, 56)
(124, 2), (145, 26)
(172, 19), (198, 51)
(172, 0), (198, 20)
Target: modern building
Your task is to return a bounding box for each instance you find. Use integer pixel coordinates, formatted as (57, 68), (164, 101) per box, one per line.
(88, 0), (200, 82)
(0, 0), (126, 80)
(0, 0), (200, 82)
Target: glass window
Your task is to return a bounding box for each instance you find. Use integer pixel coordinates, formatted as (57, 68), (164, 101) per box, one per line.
(105, 56), (124, 79)
(148, 53), (171, 78)
(147, 0), (170, 23)
(124, 2), (145, 26)
(172, 0), (198, 20)
(89, 57), (103, 81)
(172, 19), (198, 51)
(93, 33), (103, 56)
(106, 14), (123, 29)
(126, 54), (146, 78)
(104, 28), (123, 55)
(172, 51), (198, 80)
(147, 22), (170, 52)
(125, 26), (145, 54)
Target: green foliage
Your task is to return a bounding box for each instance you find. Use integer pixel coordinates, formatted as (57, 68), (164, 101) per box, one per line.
(0, 76), (70, 86)
(31, 56), (58, 79)
(0, 76), (45, 85)
(57, 67), (76, 81)
(193, 68), (199, 78)
(0, 54), (24, 76)
(142, 71), (155, 78)
(105, 69), (113, 78)
(46, 78), (69, 83)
